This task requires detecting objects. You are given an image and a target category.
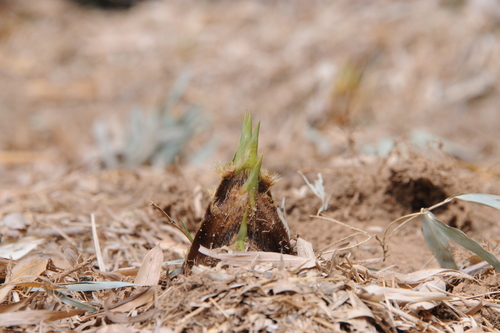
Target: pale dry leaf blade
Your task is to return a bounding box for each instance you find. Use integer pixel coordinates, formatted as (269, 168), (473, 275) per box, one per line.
(299, 171), (320, 197)
(0, 285), (14, 304)
(31, 281), (142, 292)
(0, 309), (84, 326)
(199, 246), (316, 268)
(276, 199), (291, 238)
(408, 279), (447, 311)
(295, 238), (316, 260)
(0, 237), (45, 260)
(111, 287), (155, 312)
(1, 212), (29, 229)
(421, 210), (458, 269)
(453, 193), (500, 210)
(377, 268), (474, 285)
(271, 280), (301, 294)
(97, 324), (135, 333)
(7, 254), (48, 283)
(134, 245), (163, 285)
(424, 210), (500, 273)
(91, 214), (106, 273)
(0, 292), (32, 314)
(105, 308), (156, 324)
(362, 285), (452, 303)
(299, 172), (330, 214)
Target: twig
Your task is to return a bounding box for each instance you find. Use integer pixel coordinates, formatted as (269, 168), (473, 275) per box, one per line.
(313, 316), (338, 330)
(91, 214), (106, 273)
(427, 197), (454, 211)
(312, 215), (374, 252)
(312, 215), (372, 237)
(208, 297), (229, 319)
(150, 201), (193, 242)
(51, 256), (96, 282)
(49, 224), (77, 248)
(379, 212), (421, 260)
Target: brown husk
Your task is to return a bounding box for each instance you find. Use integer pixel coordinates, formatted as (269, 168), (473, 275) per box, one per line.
(184, 169), (291, 271)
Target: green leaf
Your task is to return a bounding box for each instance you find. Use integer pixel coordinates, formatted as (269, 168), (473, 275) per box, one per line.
(181, 220), (193, 242)
(233, 112), (253, 165)
(241, 154), (263, 207)
(232, 113), (260, 174)
(422, 209), (500, 273)
(421, 210), (458, 269)
(452, 193), (500, 210)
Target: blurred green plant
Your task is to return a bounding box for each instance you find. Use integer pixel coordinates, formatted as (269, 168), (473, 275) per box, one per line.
(93, 73), (202, 169)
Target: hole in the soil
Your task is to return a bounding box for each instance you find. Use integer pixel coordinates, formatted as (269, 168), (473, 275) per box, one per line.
(386, 173), (448, 213)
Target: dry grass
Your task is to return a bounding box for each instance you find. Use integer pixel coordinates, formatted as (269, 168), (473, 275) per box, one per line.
(1, 166), (500, 332)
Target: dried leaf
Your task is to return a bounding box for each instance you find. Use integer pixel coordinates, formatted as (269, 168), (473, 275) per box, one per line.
(97, 324), (135, 333)
(0, 237), (45, 260)
(377, 268), (474, 286)
(134, 245), (163, 285)
(0, 285), (14, 304)
(7, 254), (48, 283)
(346, 291), (376, 319)
(105, 308), (156, 324)
(91, 213), (107, 272)
(362, 284), (452, 303)
(0, 291), (34, 314)
(347, 318), (377, 333)
(298, 172), (332, 215)
(408, 278), (446, 311)
(295, 238), (315, 259)
(1, 212), (29, 229)
(271, 280), (301, 294)
(32, 281), (141, 292)
(111, 287), (155, 312)
(199, 246), (316, 268)
(0, 309), (84, 326)
(109, 267), (140, 277)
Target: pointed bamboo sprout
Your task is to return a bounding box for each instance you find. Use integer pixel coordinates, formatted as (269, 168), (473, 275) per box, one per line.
(183, 113), (291, 272)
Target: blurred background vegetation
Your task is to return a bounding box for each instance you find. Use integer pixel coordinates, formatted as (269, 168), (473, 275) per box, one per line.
(1, 0), (499, 181)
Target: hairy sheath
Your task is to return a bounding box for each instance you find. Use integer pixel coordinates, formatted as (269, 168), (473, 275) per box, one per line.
(183, 114), (291, 272)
